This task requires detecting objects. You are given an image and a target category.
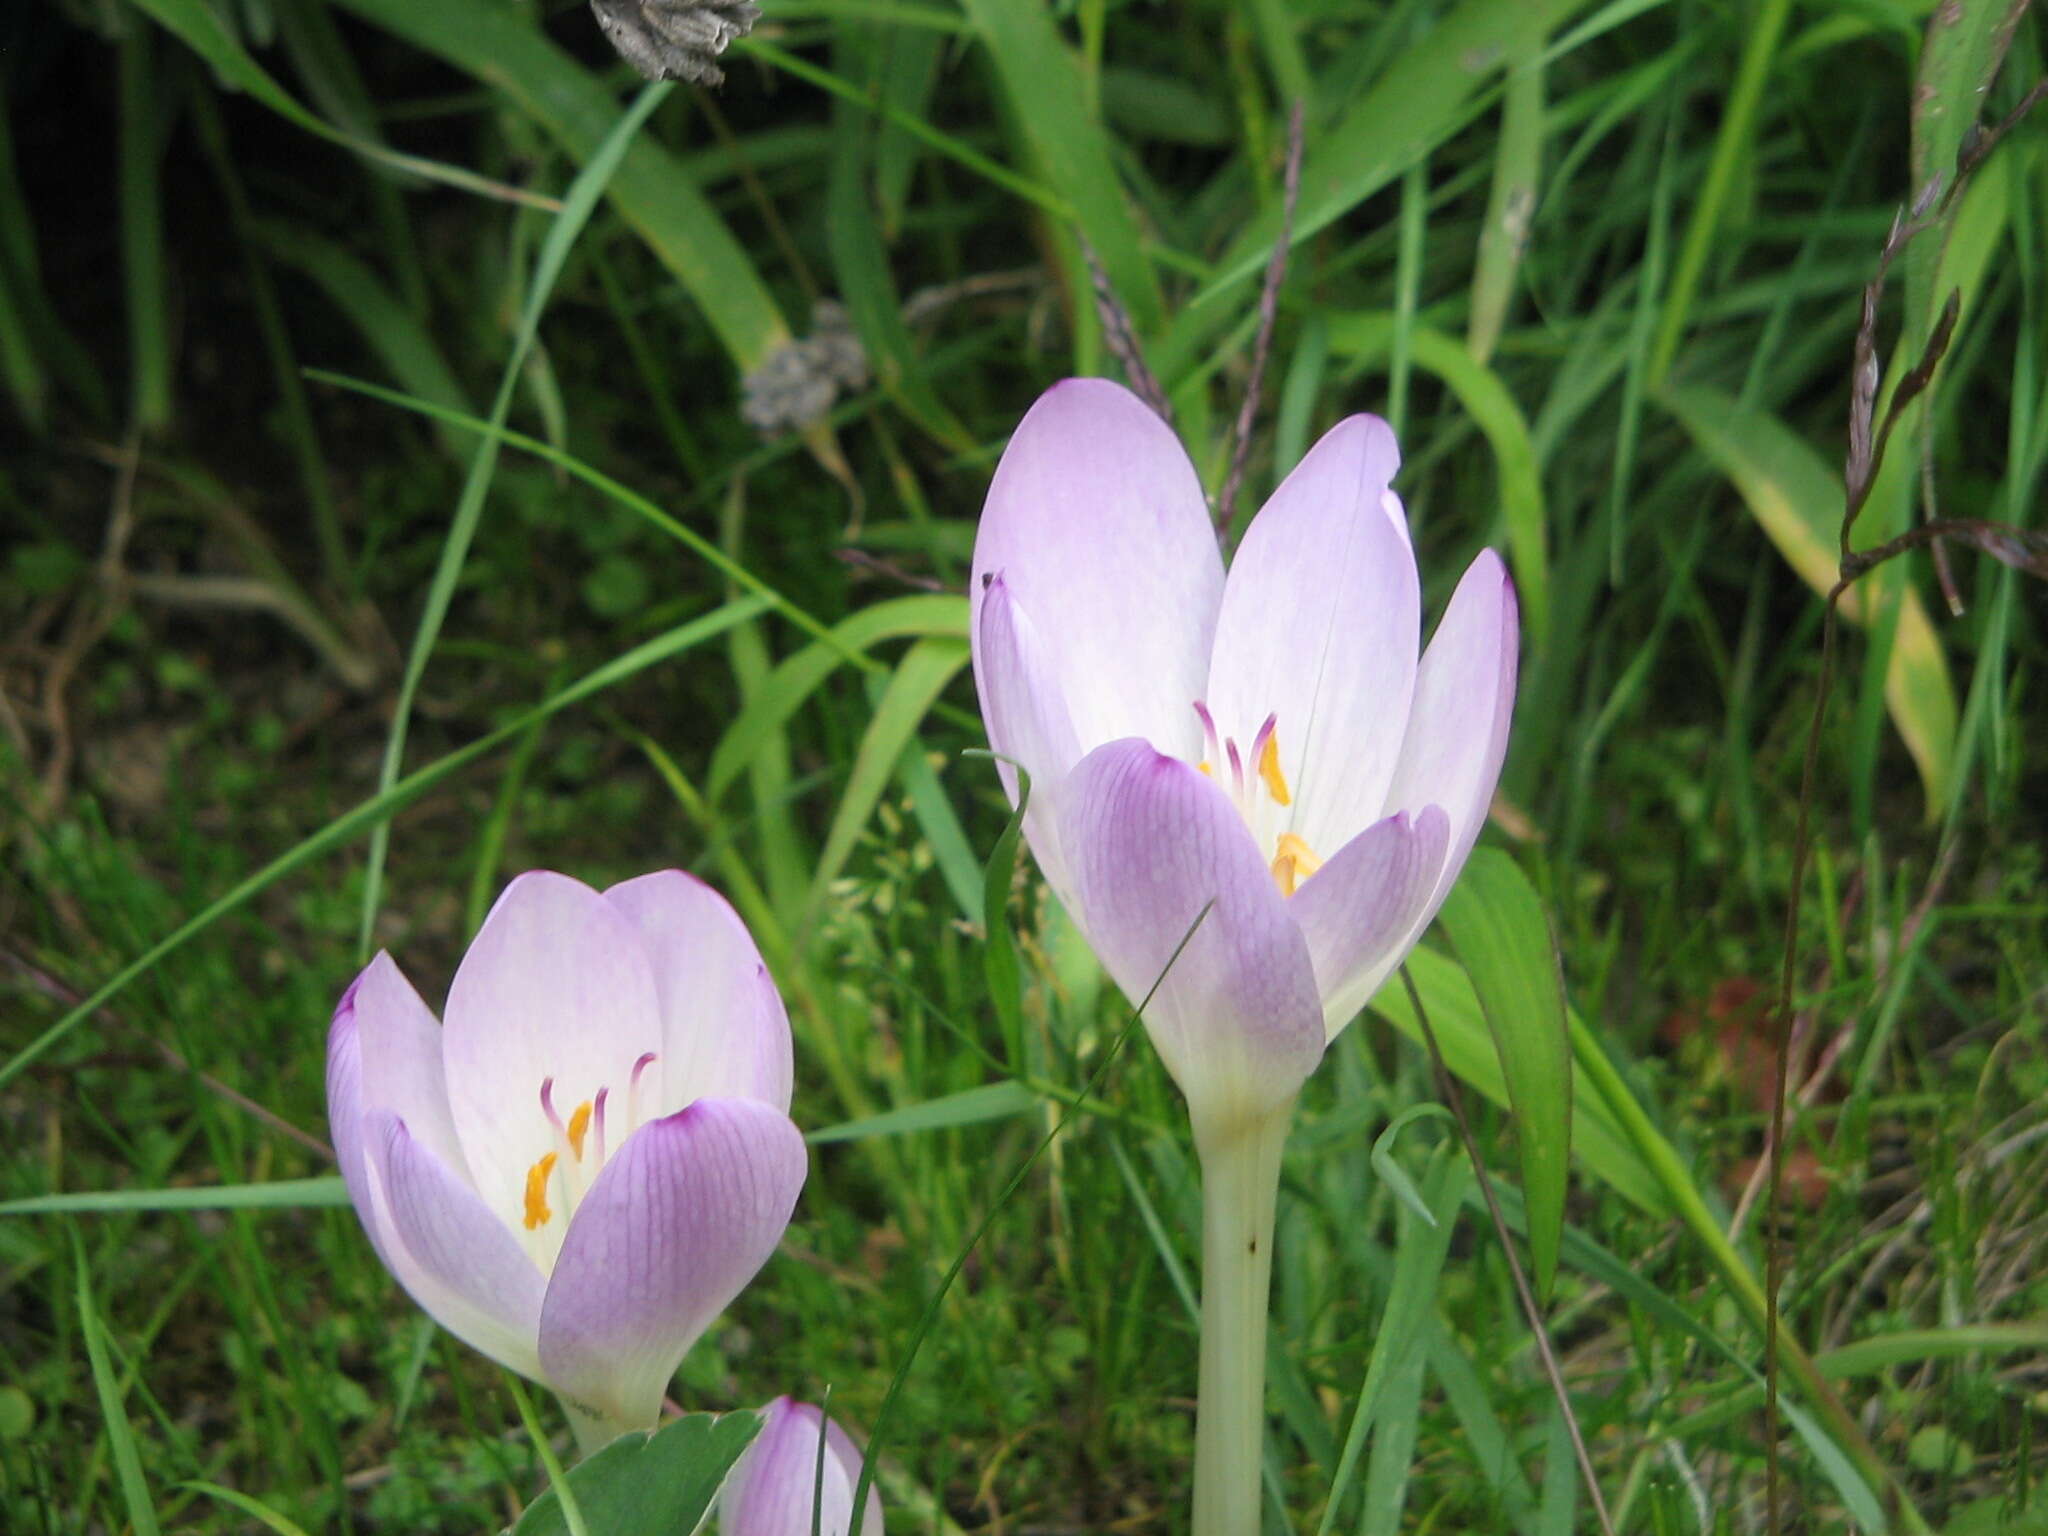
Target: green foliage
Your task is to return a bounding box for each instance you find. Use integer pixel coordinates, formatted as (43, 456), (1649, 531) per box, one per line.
(5, 0), (2045, 1529)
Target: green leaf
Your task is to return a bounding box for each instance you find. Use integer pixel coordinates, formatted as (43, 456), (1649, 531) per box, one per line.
(0, 1178), (349, 1216)
(708, 595), (968, 803)
(1433, 849), (1571, 1298)
(807, 1081), (1039, 1144)
(957, 0), (1163, 342)
(76, 1233), (162, 1536)
(978, 759), (1031, 1074)
(1367, 946), (1661, 1216)
(508, 1412), (762, 1536)
(329, 0), (791, 373)
(1158, 0), (1586, 383)
(805, 635), (972, 925)
(1326, 316), (1551, 644)
(1659, 382), (1958, 819)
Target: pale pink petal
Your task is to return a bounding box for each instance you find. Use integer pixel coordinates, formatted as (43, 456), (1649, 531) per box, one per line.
(973, 576), (1084, 909)
(1059, 739), (1325, 1127)
(1289, 806), (1450, 1037)
(442, 872), (665, 1235)
(603, 871), (792, 1113)
(1205, 415), (1421, 860)
(1381, 550), (1519, 941)
(970, 378), (1222, 762)
(537, 1099), (807, 1431)
(719, 1398), (882, 1536)
(327, 1004), (401, 1275)
(365, 1110), (546, 1381)
(344, 951), (468, 1182)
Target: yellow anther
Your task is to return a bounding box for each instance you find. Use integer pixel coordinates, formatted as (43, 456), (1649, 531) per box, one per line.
(522, 1153), (558, 1230)
(1258, 732), (1292, 806)
(1270, 832), (1323, 896)
(1197, 760), (1213, 778)
(566, 1101), (593, 1161)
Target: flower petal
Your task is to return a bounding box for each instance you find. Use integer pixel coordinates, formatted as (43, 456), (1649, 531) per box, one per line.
(973, 575), (1084, 907)
(1289, 806), (1450, 1037)
(365, 1110), (546, 1381)
(327, 1004), (401, 1274)
(1205, 415), (1421, 859)
(1059, 739), (1325, 1128)
(342, 951), (468, 1181)
(1381, 550), (1519, 938)
(720, 1398), (882, 1536)
(537, 1098), (807, 1431)
(970, 378), (1222, 762)
(603, 871), (792, 1114)
(442, 871), (665, 1234)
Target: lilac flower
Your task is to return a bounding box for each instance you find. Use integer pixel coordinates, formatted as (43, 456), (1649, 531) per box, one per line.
(325, 870), (807, 1441)
(971, 378), (1518, 1130)
(720, 1398), (883, 1536)
(972, 378), (1519, 1535)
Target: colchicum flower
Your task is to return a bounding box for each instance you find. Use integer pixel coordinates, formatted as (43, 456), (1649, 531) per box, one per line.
(326, 870), (807, 1446)
(969, 378), (1518, 1536)
(720, 1398), (884, 1536)
(971, 377), (1517, 1129)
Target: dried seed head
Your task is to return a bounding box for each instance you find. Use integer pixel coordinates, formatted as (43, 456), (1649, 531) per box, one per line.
(589, 0), (760, 86)
(739, 301), (871, 436)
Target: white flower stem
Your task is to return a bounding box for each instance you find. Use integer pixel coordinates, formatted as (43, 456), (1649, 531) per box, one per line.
(1191, 1101), (1293, 1536)
(560, 1396), (629, 1461)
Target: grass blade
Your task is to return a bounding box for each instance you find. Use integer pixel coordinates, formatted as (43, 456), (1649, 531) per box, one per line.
(75, 1232), (162, 1536)
(356, 80), (672, 959)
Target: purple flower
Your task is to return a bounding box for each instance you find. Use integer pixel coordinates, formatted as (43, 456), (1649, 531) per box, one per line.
(719, 1398), (883, 1536)
(971, 379), (1518, 1129)
(326, 870), (807, 1436)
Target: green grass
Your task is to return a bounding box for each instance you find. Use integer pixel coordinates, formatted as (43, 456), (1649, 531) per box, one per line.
(3, 0), (2046, 1531)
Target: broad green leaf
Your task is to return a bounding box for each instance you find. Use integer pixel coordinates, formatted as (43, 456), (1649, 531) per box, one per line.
(1433, 850), (1571, 1297)
(508, 1412), (762, 1536)
(1467, 56), (1543, 365)
(804, 635), (972, 925)
(331, 0), (790, 373)
(0, 1178), (349, 1216)
(1659, 382), (1958, 817)
(808, 1081), (1038, 1144)
(1905, 0), (2030, 360)
(958, 0), (1163, 341)
(1327, 316), (1550, 643)
(1368, 947), (1661, 1216)
(709, 595), (968, 802)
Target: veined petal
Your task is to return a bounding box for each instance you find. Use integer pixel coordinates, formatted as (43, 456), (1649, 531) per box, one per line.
(970, 379), (1222, 761)
(366, 1111), (546, 1381)
(537, 1099), (807, 1431)
(344, 951), (468, 1182)
(443, 872), (665, 1233)
(1205, 415), (1420, 859)
(327, 1007), (401, 1275)
(1059, 739), (1325, 1128)
(973, 577), (1083, 909)
(1381, 550), (1519, 941)
(720, 1398), (882, 1536)
(603, 871), (792, 1114)
(1289, 806), (1450, 1037)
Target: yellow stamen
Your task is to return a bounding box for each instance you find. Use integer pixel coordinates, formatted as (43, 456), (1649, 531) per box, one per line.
(1258, 732), (1292, 806)
(1270, 832), (1323, 896)
(566, 1100), (593, 1161)
(1197, 760), (1213, 777)
(522, 1153), (558, 1230)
